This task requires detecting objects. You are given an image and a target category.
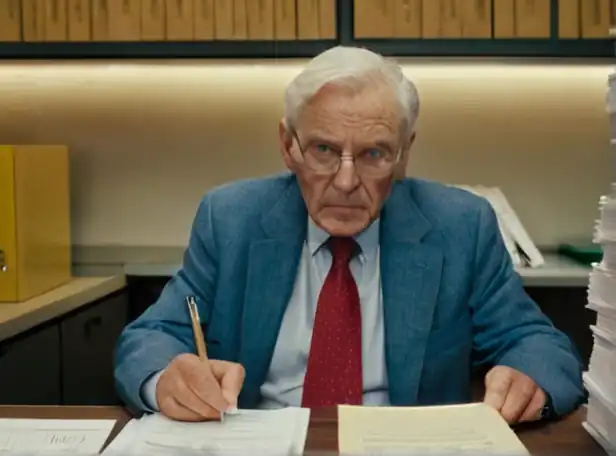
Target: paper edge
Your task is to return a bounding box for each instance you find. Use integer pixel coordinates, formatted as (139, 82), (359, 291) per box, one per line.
(582, 421), (616, 455)
(338, 403), (529, 455)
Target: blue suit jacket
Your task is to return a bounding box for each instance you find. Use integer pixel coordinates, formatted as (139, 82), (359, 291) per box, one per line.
(114, 173), (584, 415)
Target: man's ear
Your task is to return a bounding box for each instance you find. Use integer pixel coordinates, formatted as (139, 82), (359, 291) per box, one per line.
(278, 119), (295, 170)
(393, 131), (416, 180)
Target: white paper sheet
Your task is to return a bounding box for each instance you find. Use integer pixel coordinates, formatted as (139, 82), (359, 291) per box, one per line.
(103, 408), (310, 456)
(338, 403), (530, 455)
(0, 419), (116, 455)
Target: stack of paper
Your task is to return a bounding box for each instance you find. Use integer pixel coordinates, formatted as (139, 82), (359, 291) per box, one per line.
(454, 185), (544, 268)
(338, 403), (530, 455)
(0, 418), (116, 455)
(102, 408), (310, 456)
(583, 182), (616, 453)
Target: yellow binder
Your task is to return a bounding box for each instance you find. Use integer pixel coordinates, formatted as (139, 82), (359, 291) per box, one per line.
(0, 146), (72, 303)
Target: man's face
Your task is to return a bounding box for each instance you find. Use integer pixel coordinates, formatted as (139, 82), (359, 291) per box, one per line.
(280, 83), (411, 237)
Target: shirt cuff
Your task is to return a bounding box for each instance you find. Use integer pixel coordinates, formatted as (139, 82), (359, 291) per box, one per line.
(140, 369), (165, 411)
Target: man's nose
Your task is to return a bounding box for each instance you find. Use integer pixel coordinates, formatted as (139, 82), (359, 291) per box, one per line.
(332, 156), (360, 193)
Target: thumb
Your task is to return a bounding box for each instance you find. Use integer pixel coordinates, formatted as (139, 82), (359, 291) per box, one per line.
(211, 361), (245, 409)
(483, 367), (512, 412)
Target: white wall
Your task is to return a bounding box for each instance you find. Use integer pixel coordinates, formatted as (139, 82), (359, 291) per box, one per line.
(0, 58), (611, 248)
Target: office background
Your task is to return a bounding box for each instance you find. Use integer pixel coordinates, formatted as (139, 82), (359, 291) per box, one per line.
(0, 59), (611, 249)
(0, 0), (613, 412)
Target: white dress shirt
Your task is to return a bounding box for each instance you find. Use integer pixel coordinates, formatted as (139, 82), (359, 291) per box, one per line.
(141, 218), (389, 409)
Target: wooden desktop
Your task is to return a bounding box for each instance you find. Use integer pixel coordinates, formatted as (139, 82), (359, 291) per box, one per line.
(0, 405), (605, 455)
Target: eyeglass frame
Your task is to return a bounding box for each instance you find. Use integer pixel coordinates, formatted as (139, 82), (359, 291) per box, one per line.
(288, 128), (403, 178)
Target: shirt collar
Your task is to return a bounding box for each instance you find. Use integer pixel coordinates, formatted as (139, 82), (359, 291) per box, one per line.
(307, 217), (380, 263)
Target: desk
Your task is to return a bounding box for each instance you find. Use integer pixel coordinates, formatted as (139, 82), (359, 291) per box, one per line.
(0, 276), (126, 342)
(0, 406), (606, 455)
(0, 276), (128, 406)
(72, 246), (592, 287)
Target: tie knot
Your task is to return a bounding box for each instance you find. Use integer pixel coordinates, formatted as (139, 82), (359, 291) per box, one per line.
(328, 237), (357, 264)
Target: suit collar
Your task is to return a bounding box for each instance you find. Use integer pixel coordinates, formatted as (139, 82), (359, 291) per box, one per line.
(380, 181), (433, 245)
(259, 176), (307, 243)
(259, 175), (433, 246)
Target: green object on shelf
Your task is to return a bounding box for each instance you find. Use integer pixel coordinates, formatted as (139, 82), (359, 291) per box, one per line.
(558, 244), (603, 266)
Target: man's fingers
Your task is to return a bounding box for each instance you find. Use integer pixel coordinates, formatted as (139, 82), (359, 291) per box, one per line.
(174, 375), (222, 420)
(159, 396), (212, 422)
(483, 369), (512, 412)
(499, 379), (536, 424)
(518, 388), (547, 423)
(212, 361), (246, 409)
(157, 354), (245, 423)
(185, 360), (229, 413)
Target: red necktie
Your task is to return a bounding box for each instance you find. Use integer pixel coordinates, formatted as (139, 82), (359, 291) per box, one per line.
(301, 237), (363, 407)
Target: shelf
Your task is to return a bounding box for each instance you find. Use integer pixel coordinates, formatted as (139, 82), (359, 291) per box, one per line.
(0, 0), (613, 59)
(349, 38), (615, 58)
(0, 38), (611, 60)
(70, 245), (591, 288)
(0, 40), (338, 60)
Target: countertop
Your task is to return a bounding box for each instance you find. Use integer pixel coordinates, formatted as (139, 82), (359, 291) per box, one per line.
(0, 275), (127, 342)
(73, 246), (592, 288)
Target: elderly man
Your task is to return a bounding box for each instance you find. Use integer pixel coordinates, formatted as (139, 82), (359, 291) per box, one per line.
(114, 46), (584, 424)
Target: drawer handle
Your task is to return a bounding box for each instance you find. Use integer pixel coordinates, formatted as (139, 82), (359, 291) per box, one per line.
(0, 249), (7, 272)
(83, 316), (102, 338)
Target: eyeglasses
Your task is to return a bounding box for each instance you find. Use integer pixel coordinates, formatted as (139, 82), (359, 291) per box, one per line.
(291, 130), (401, 178)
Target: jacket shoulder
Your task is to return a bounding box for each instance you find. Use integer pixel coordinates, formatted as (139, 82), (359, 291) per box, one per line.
(402, 177), (492, 222)
(193, 172), (294, 232)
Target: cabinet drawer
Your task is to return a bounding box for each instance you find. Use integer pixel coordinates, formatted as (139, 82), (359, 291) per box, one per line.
(0, 324), (61, 405)
(526, 286), (593, 368)
(127, 276), (169, 321)
(61, 291), (129, 405)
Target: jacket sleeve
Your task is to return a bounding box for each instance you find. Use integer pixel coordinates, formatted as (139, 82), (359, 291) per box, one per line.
(469, 200), (585, 417)
(114, 196), (218, 414)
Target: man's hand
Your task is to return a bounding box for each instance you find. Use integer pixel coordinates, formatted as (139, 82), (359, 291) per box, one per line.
(483, 365), (546, 425)
(156, 353), (245, 422)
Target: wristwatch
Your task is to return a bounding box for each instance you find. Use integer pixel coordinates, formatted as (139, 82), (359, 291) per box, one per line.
(539, 395), (554, 420)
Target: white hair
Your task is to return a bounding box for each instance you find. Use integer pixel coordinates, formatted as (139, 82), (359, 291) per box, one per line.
(283, 46), (420, 137)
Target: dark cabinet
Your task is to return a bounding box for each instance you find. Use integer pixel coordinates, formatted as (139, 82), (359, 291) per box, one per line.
(526, 287), (594, 369)
(127, 276), (170, 322)
(61, 291), (129, 405)
(0, 324), (61, 405)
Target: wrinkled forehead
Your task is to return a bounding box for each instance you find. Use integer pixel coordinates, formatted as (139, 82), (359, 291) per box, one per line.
(296, 83), (403, 144)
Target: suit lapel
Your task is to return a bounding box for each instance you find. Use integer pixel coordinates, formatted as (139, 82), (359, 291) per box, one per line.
(381, 183), (444, 405)
(239, 177), (307, 397)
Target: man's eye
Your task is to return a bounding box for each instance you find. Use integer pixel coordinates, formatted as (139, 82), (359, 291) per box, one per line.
(315, 144), (331, 153)
(365, 148), (383, 159)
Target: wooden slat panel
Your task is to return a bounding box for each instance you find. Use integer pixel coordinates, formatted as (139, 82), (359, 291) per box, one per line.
(393, 0), (421, 38)
(67, 0), (91, 41)
(0, 0), (22, 41)
(493, 0), (515, 37)
(194, 0), (215, 40)
(515, 0), (551, 38)
(274, 0), (295, 39)
(581, 0), (610, 37)
(297, 0), (320, 39)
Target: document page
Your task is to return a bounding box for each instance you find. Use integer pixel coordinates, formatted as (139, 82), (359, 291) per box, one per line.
(0, 419), (116, 455)
(338, 403), (529, 455)
(104, 407), (310, 456)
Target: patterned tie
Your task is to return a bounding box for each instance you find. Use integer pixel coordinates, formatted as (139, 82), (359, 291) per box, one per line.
(301, 236), (363, 407)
